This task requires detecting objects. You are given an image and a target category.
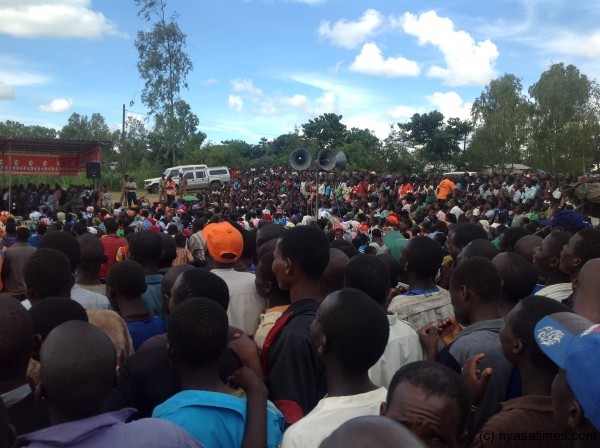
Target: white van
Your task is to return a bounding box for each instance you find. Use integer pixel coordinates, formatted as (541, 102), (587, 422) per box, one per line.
(144, 165), (230, 193)
(144, 165), (208, 193)
(442, 171), (478, 178)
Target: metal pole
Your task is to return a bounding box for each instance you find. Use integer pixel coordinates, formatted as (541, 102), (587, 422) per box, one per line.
(315, 169), (319, 222)
(121, 104), (126, 174)
(8, 139), (12, 213)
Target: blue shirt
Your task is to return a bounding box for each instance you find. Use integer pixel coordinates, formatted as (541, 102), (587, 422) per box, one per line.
(141, 274), (165, 322)
(126, 316), (166, 352)
(27, 234), (43, 247)
(153, 390), (284, 448)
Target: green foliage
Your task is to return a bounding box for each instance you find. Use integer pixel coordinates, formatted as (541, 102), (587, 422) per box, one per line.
(301, 113), (347, 150)
(0, 121), (58, 139)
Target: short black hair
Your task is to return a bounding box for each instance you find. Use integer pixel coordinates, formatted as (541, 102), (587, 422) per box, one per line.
(16, 226), (30, 242)
(0, 295), (34, 380)
(377, 253), (401, 287)
(511, 295), (572, 371)
(460, 239), (499, 260)
(278, 226), (330, 280)
(167, 297), (228, 368)
(36, 223), (47, 235)
(128, 231), (163, 266)
(500, 227), (530, 251)
(574, 228), (600, 264)
(405, 236), (444, 278)
(329, 239), (360, 258)
(256, 251), (278, 290)
(106, 260), (146, 299)
(29, 297), (88, 341)
(450, 223), (489, 248)
(159, 233), (177, 268)
(493, 253), (538, 307)
(544, 231), (573, 257)
(174, 233), (187, 248)
(256, 223), (283, 247)
(38, 231), (81, 273)
(386, 361), (470, 439)
(344, 255), (390, 306)
(23, 248), (73, 299)
(104, 218), (119, 233)
(173, 268), (229, 310)
(450, 256), (501, 302)
(321, 288), (389, 374)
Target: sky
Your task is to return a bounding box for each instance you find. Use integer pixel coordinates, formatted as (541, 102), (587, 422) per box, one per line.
(1, 0), (600, 145)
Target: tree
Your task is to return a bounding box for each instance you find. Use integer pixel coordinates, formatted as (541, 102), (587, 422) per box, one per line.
(60, 113), (119, 167)
(0, 121), (58, 139)
(135, 0), (193, 165)
(301, 113), (347, 151)
(469, 74), (529, 171)
(528, 63), (600, 173)
(446, 117), (473, 152)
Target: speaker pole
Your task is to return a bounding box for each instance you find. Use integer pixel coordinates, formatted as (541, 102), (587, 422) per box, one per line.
(315, 168), (319, 222)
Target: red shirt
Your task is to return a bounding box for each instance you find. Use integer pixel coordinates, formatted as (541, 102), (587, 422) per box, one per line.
(99, 234), (127, 279)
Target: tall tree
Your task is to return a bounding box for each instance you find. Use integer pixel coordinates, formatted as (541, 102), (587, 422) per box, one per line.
(528, 63), (600, 173)
(301, 113), (347, 151)
(470, 74), (529, 170)
(135, 0), (193, 165)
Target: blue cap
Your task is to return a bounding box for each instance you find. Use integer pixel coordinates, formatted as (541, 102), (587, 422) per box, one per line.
(539, 210), (590, 233)
(535, 312), (600, 431)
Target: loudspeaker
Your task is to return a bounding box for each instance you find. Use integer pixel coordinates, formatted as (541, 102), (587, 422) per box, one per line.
(335, 152), (347, 171)
(317, 149), (336, 171)
(86, 162), (101, 179)
(290, 148), (312, 171)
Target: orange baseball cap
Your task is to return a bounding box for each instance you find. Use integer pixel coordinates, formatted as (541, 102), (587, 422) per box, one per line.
(202, 222), (243, 263)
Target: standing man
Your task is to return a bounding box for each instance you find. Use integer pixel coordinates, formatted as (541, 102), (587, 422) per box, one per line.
(126, 177), (137, 208)
(119, 174), (128, 206)
(2, 227), (36, 300)
(178, 174), (188, 199)
(437, 174), (457, 204)
(166, 176), (177, 207)
(158, 175), (167, 203)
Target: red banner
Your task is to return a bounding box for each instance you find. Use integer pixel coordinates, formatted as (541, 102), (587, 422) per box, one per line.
(0, 147), (100, 176)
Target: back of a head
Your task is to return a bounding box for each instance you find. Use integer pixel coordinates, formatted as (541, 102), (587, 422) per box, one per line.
(329, 239), (359, 258)
(376, 253), (401, 287)
(77, 232), (104, 264)
(458, 239), (498, 263)
(513, 234), (543, 263)
(161, 264), (194, 300)
(167, 297), (228, 369)
(159, 233), (177, 268)
(29, 297), (88, 341)
(574, 228), (600, 265)
(321, 288), (389, 375)
(23, 248), (73, 300)
(320, 415), (425, 448)
(40, 321), (116, 419)
(405, 236), (443, 279)
(545, 231), (573, 258)
(103, 218), (119, 234)
(493, 252), (538, 306)
(16, 226), (29, 243)
(450, 256), (502, 302)
(386, 360), (470, 441)
(450, 223), (489, 249)
(499, 227), (530, 252)
(128, 230), (163, 267)
(279, 225), (330, 280)
(256, 223), (283, 247)
(0, 295), (34, 382)
(320, 248), (349, 298)
(172, 268), (229, 310)
(510, 295), (572, 371)
(106, 260), (146, 299)
(38, 231), (80, 273)
(344, 254), (390, 306)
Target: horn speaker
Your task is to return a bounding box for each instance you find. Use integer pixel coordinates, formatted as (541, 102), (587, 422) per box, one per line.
(318, 149), (336, 171)
(290, 148), (312, 171)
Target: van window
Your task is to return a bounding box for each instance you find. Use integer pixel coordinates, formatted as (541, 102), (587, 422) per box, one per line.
(170, 169), (180, 178)
(183, 172), (194, 180)
(209, 169), (228, 176)
(196, 171), (206, 179)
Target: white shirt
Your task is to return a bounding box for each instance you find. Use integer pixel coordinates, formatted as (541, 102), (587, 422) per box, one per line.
(282, 387), (388, 448)
(71, 284), (111, 310)
(369, 312), (423, 388)
(388, 287), (454, 331)
(536, 283), (572, 302)
(211, 268), (266, 334)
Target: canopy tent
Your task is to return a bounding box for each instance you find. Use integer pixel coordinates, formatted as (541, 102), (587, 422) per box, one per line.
(0, 138), (105, 177)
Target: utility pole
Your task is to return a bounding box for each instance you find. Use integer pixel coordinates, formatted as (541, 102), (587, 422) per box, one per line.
(121, 104), (126, 174)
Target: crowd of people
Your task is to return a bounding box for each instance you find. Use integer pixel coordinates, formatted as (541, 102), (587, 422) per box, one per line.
(1, 165), (600, 447)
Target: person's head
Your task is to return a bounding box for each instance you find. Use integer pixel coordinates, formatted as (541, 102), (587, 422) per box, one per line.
(23, 248), (74, 303)
(540, 210), (590, 234)
(128, 230), (163, 269)
(255, 252), (290, 308)
(311, 288), (388, 375)
(161, 264), (194, 311)
(15, 226), (29, 243)
(533, 231), (573, 280)
(29, 297), (88, 343)
(173, 233), (187, 249)
(256, 223), (284, 248)
(320, 416), (426, 448)
(106, 260), (147, 309)
(39, 321), (116, 421)
(320, 248), (350, 299)
(572, 258), (600, 322)
(535, 312), (600, 435)
(456, 238), (498, 265)
(77, 233), (106, 273)
(167, 297), (228, 370)
(329, 239), (359, 258)
(344, 254), (390, 306)
(0, 295), (37, 385)
(449, 257), (502, 326)
(447, 223), (488, 261)
(36, 223), (47, 236)
(400, 235), (443, 280)
(273, 225), (330, 290)
(498, 227), (530, 252)
(170, 268), (229, 313)
(381, 361), (470, 448)
(500, 295), (571, 371)
(559, 228), (600, 280)
(103, 218), (119, 234)
(376, 253), (401, 287)
(38, 231), (81, 273)
(492, 252), (538, 317)
(202, 222), (243, 264)
(159, 233), (177, 269)
(513, 234), (543, 264)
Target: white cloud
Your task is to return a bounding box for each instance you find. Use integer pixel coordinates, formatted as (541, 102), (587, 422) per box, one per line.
(203, 78), (219, 85)
(344, 114), (392, 140)
(540, 30), (600, 59)
(349, 42), (420, 77)
(289, 0), (326, 4)
(228, 95), (244, 112)
(387, 105), (420, 122)
(37, 98), (73, 113)
(427, 91), (472, 121)
(318, 9), (384, 49)
(0, 0), (125, 39)
(0, 81), (15, 100)
(403, 11), (498, 86)
(231, 78), (263, 101)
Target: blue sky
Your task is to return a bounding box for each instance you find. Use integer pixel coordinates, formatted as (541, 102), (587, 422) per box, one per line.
(1, 0), (599, 145)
